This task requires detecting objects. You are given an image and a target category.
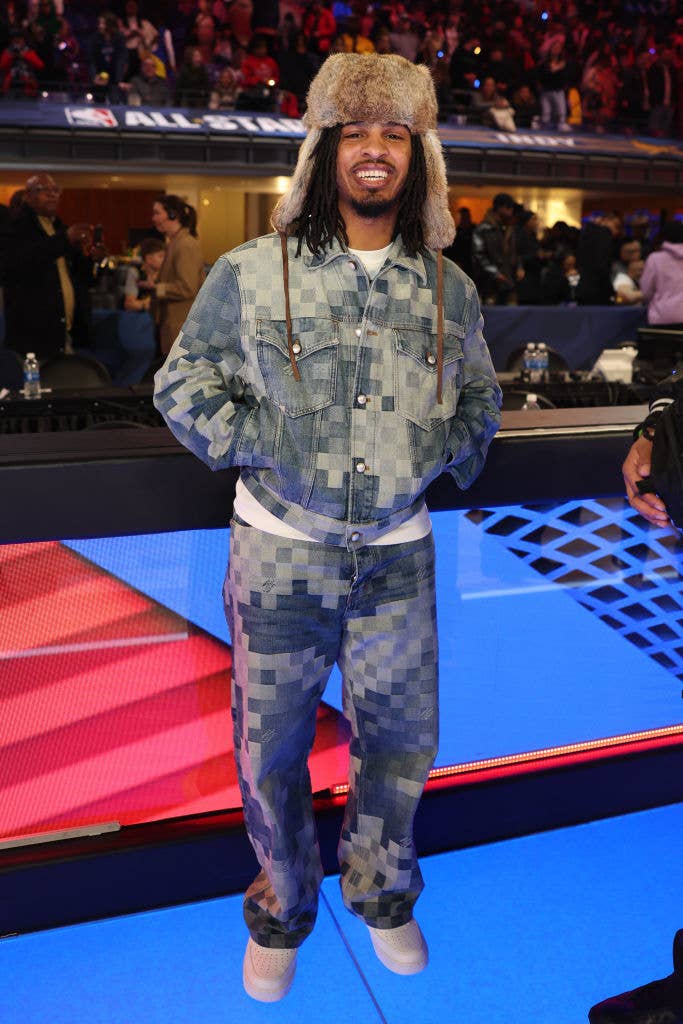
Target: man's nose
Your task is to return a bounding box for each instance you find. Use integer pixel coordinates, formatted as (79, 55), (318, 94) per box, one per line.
(361, 129), (389, 159)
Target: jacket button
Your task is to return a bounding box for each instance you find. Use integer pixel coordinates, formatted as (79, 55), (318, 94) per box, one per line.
(292, 341), (302, 355)
(355, 327), (362, 337)
(348, 260), (357, 269)
(426, 352), (437, 365)
(357, 394), (367, 406)
(350, 531), (361, 542)
(355, 461), (366, 473)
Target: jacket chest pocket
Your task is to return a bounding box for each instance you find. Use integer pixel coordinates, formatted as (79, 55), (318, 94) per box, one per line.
(394, 328), (463, 430)
(256, 321), (339, 417)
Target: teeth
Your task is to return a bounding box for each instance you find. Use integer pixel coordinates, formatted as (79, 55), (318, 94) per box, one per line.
(357, 170), (388, 180)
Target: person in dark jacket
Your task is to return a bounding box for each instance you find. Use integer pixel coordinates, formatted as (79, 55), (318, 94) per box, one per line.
(575, 212), (621, 305)
(595, 380), (683, 1024)
(471, 192), (520, 304)
(3, 173), (95, 360)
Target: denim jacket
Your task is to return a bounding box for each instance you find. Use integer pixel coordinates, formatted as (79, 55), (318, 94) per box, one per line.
(154, 233), (502, 547)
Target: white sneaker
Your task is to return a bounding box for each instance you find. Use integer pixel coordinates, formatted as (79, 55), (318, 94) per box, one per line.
(367, 919), (428, 975)
(242, 938), (297, 1002)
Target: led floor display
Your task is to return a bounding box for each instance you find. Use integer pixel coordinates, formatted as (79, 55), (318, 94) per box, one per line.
(4, 802), (683, 1024)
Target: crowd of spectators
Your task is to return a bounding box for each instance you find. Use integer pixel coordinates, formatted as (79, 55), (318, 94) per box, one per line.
(461, 193), (675, 311)
(0, 0), (682, 136)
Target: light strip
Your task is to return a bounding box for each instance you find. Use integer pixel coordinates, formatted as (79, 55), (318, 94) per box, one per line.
(327, 724), (683, 796)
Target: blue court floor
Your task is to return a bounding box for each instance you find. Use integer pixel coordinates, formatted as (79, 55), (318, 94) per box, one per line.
(5, 801), (683, 1024)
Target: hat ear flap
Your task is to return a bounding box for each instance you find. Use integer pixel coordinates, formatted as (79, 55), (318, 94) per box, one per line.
(421, 129), (455, 251)
(271, 129), (322, 235)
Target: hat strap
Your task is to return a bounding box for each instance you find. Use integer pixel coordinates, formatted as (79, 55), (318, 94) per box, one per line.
(280, 232), (301, 382)
(436, 248), (444, 405)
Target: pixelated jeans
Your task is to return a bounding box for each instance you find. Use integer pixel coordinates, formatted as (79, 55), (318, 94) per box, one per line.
(223, 520), (439, 948)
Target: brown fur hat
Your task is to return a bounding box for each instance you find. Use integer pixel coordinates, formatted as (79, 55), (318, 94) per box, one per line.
(271, 53), (455, 251)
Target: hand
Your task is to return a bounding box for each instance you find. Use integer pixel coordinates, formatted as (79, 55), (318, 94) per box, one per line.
(137, 278), (156, 292)
(622, 435), (669, 527)
(67, 222), (93, 250)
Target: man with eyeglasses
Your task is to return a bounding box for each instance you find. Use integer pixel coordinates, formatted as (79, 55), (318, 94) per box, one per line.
(3, 172), (96, 360)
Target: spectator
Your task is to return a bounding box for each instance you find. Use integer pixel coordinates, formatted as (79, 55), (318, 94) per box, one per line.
(582, 51), (620, 133)
(613, 257), (645, 304)
(240, 33), (279, 88)
(31, 0), (60, 43)
(515, 210), (545, 304)
(575, 212), (621, 304)
(251, 0), (280, 49)
(122, 53), (170, 105)
(472, 192), (521, 304)
(175, 46), (211, 108)
(443, 206), (474, 278)
(640, 220), (683, 325)
(278, 31), (319, 113)
(541, 250), (580, 304)
(511, 83), (541, 128)
(52, 17), (83, 89)
(123, 236), (165, 312)
(119, 0), (158, 81)
(88, 12), (128, 103)
(0, 28), (44, 98)
(537, 39), (571, 131)
(471, 76), (516, 132)
(209, 64), (240, 109)
(337, 15), (375, 54)
(647, 45), (677, 137)
(389, 15), (420, 63)
(4, 173), (95, 360)
(302, 0), (337, 57)
(611, 239), (642, 282)
(142, 194), (205, 355)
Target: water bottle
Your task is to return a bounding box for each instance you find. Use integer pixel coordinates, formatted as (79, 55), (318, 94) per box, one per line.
(522, 392), (541, 410)
(23, 352), (41, 399)
(522, 342), (536, 381)
(537, 343), (549, 382)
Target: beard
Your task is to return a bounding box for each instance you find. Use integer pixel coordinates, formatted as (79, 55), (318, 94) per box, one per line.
(349, 195), (398, 219)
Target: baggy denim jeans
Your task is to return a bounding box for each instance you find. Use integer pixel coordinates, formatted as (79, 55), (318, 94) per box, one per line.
(224, 518), (439, 949)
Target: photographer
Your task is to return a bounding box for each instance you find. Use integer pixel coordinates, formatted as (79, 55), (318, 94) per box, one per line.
(0, 28), (44, 98)
(4, 173), (98, 360)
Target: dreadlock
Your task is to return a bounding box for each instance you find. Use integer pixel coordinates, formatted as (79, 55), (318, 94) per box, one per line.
(294, 126), (429, 259)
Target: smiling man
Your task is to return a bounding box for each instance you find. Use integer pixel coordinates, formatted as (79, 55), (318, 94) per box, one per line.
(154, 53), (501, 1002)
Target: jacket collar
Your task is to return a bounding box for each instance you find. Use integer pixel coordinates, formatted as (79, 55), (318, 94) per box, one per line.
(302, 234), (428, 285)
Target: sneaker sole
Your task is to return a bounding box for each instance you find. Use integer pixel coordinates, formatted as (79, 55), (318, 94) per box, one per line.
(368, 929), (428, 976)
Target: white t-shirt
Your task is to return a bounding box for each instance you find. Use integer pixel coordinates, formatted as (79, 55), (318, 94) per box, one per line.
(232, 243), (432, 544)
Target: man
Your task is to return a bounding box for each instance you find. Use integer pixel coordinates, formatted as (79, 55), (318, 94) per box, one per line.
(121, 53), (170, 105)
(576, 212), (621, 306)
(471, 192), (521, 304)
(4, 173), (94, 359)
(590, 382), (683, 1023)
(154, 53), (501, 1003)
(613, 257), (644, 305)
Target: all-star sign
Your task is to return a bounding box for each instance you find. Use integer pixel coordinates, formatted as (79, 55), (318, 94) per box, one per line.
(64, 104), (306, 135)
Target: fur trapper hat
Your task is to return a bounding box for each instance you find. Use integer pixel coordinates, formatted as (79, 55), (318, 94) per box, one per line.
(271, 53), (455, 251)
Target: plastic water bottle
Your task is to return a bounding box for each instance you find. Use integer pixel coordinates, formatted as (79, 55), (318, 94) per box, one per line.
(23, 352), (41, 399)
(522, 392), (541, 410)
(522, 343), (536, 381)
(537, 343), (549, 382)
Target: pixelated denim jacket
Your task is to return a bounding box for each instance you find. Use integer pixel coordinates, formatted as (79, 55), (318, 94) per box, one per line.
(154, 233), (502, 545)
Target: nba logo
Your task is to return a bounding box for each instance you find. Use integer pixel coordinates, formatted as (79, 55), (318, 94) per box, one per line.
(64, 107), (118, 128)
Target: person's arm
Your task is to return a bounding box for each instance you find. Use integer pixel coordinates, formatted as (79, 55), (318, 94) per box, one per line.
(443, 284), (502, 488)
(153, 256), (275, 472)
(155, 238), (203, 302)
(623, 373), (683, 526)
(639, 254), (656, 303)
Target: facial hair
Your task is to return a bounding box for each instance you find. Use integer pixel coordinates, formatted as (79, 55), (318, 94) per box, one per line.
(349, 195), (397, 219)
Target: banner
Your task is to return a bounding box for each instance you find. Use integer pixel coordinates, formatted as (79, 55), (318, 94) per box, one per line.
(2, 101), (683, 162)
